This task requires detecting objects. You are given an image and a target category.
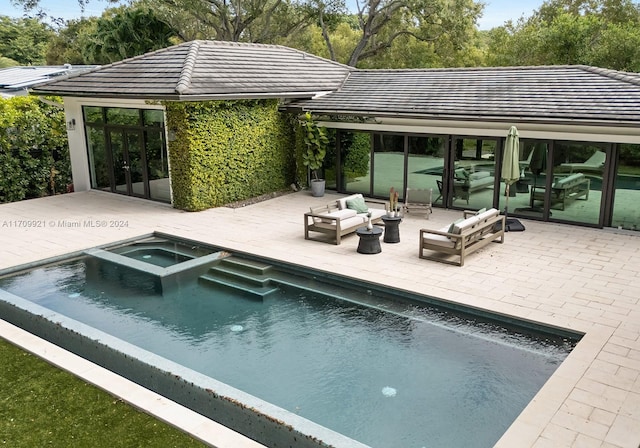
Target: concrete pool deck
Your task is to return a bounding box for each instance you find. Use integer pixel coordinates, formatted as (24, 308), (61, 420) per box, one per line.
(0, 190), (639, 448)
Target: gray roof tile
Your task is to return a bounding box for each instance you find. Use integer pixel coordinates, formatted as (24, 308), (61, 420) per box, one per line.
(31, 40), (352, 100)
(291, 66), (640, 125)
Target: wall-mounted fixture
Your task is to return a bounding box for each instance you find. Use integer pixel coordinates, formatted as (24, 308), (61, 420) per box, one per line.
(66, 118), (76, 131)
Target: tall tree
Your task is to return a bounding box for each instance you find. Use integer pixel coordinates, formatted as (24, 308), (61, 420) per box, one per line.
(45, 18), (98, 65)
(485, 0), (640, 70)
(81, 6), (178, 64)
(0, 15), (54, 65)
(321, 0), (482, 66)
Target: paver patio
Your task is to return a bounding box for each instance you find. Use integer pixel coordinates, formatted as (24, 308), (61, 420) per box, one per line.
(1, 190), (639, 448)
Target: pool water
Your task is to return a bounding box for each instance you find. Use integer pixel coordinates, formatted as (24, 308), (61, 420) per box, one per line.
(0, 241), (578, 448)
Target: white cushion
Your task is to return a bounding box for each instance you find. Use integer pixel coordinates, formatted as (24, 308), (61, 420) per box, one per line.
(338, 194), (364, 210)
(469, 171), (490, 181)
(554, 173), (583, 188)
(318, 208), (357, 224)
(474, 208), (499, 223)
(367, 208), (387, 220)
(453, 216), (480, 234)
(422, 233), (456, 248)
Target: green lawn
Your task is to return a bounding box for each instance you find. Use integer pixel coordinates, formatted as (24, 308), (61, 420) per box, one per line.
(0, 338), (207, 447)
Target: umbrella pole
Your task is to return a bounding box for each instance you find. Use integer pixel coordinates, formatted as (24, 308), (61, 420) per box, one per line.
(504, 183), (510, 218)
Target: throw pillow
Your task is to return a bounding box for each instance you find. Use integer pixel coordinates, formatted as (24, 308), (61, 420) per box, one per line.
(475, 207), (487, 215)
(454, 168), (469, 180)
(346, 196), (369, 213)
(447, 218), (464, 234)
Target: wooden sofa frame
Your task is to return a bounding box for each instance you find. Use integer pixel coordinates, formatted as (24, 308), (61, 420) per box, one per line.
(419, 209), (505, 266)
(304, 197), (387, 245)
(530, 174), (590, 211)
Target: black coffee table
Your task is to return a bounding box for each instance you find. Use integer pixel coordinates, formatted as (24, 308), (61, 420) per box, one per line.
(381, 215), (402, 243)
(356, 226), (382, 254)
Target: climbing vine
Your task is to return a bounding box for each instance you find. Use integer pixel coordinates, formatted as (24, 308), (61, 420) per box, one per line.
(164, 99), (296, 211)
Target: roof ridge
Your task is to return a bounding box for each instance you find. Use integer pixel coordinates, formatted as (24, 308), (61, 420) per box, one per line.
(176, 41), (201, 94)
(578, 65), (640, 87)
(197, 40), (353, 71)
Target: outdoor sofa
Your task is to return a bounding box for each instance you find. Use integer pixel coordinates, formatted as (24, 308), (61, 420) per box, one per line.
(530, 172), (590, 210)
(453, 168), (495, 203)
(419, 208), (505, 266)
(304, 194), (387, 244)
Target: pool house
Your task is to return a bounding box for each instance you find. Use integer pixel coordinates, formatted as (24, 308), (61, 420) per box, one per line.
(31, 40), (640, 231)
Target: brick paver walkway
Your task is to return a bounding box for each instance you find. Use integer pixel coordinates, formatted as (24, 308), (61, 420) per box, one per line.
(1, 191), (639, 448)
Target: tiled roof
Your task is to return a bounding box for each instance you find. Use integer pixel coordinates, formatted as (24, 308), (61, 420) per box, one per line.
(30, 40), (352, 100)
(290, 66), (640, 125)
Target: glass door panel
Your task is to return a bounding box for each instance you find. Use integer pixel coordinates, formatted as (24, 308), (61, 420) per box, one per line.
(407, 136), (445, 205)
(342, 131), (372, 195)
(86, 127), (110, 191)
(126, 131), (145, 198)
(146, 130), (171, 202)
(549, 142), (605, 225)
(109, 131), (128, 194)
(372, 134), (405, 198)
(507, 140), (548, 220)
(452, 138), (497, 210)
(612, 144), (640, 230)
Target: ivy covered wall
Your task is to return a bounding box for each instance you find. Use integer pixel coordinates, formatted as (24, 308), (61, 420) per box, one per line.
(164, 99), (297, 211)
(0, 96), (71, 203)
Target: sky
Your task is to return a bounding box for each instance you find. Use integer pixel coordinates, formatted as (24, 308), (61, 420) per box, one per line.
(0, 0), (542, 30)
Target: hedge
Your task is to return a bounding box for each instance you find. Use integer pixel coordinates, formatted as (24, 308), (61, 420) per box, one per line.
(164, 99), (297, 211)
(0, 96), (71, 203)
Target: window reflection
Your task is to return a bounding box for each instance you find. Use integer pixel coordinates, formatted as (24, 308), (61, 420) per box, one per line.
(373, 134), (404, 198)
(612, 144), (640, 230)
(341, 131), (372, 195)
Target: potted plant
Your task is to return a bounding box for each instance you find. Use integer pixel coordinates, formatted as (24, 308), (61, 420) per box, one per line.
(389, 187), (399, 217)
(300, 111), (329, 197)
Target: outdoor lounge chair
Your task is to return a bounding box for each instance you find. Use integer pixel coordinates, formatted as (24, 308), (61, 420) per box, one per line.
(559, 150), (606, 175)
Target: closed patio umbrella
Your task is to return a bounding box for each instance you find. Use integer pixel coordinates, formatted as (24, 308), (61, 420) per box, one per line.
(501, 126), (525, 231)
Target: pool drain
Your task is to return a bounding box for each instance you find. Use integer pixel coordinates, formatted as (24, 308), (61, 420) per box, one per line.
(230, 325), (244, 332)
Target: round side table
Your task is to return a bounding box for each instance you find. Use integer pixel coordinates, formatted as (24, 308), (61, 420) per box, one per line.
(381, 215), (402, 243)
(355, 227), (382, 254)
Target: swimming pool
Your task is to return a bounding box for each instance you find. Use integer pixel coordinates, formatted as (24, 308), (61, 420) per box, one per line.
(0, 233), (581, 448)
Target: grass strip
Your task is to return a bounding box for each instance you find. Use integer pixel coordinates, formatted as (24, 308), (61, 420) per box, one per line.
(0, 338), (207, 447)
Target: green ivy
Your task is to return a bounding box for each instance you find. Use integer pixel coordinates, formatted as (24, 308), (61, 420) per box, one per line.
(0, 96), (71, 203)
(164, 99), (296, 211)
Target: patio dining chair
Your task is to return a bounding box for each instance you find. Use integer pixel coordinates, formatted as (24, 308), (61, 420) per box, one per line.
(403, 187), (433, 218)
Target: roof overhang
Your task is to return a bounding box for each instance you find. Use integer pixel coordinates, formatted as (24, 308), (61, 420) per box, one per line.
(315, 115), (640, 144)
(29, 90), (333, 102)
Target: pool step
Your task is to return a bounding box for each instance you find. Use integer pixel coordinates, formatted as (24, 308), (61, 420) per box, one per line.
(198, 257), (278, 300)
(219, 257), (273, 275)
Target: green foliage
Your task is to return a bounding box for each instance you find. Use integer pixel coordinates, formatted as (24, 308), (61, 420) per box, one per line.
(0, 15), (54, 65)
(299, 111), (329, 180)
(0, 96), (71, 203)
(46, 17), (99, 65)
(485, 0), (640, 70)
(81, 6), (178, 64)
(0, 339), (206, 447)
(164, 99), (296, 211)
(342, 131), (370, 179)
